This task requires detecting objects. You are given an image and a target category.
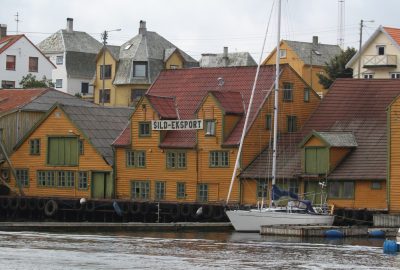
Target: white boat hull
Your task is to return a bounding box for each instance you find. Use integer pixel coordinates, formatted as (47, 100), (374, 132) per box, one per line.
(226, 209), (335, 232)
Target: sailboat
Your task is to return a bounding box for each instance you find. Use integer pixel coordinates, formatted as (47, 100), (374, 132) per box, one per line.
(225, 0), (334, 232)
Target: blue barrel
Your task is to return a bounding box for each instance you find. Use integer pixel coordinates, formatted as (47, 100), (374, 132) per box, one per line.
(383, 240), (399, 254)
(324, 230), (344, 238)
(368, 230), (385, 238)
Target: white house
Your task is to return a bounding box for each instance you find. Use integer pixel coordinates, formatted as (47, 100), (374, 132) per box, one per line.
(346, 26), (400, 79)
(0, 24), (55, 88)
(37, 18), (102, 96)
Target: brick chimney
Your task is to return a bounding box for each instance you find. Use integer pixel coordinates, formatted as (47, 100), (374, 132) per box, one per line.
(66, 18), (73, 32)
(312, 36), (318, 46)
(0, 24), (7, 39)
(139, 20), (147, 35)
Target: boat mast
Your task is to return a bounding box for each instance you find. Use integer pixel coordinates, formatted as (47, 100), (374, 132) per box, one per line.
(271, 0), (281, 205)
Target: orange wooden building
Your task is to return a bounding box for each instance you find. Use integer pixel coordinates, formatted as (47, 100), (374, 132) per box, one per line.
(113, 65), (320, 204)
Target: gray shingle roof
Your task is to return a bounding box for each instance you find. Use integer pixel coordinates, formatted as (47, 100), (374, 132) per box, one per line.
(316, 131), (358, 147)
(21, 89), (98, 111)
(65, 51), (98, 79)
(113, 31), (199, 85)
(284, 40), (342, 66)
(37, 30), (102, 54)
(200, 52), (257, 67)
(61, 105), (133, 165)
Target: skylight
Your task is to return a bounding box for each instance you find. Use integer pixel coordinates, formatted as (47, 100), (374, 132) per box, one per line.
(125, 44), (132, 50)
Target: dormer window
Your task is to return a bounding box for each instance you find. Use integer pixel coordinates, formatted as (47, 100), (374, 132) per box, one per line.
(133, 62), (148, 77)
(205, 120), (216, 136)
(377, 45), (385, 55)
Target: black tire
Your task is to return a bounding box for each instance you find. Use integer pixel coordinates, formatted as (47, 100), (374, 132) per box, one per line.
(18, 197), (28, 210)
(169, 204), (180, 220)
(213, 206), (225, 221)
(9, 197), (19, 210)
(202, 205), (214, 219)
(130, 202), (141, 215)
(0, 197), (9, 209)
(38, 199), (46, 210)
(27, 198), (37, 210)
(140, 202), (149, 215)
(85, 201), (96, 212)
(44, 199), (58, 217)
(180, 204), (192, 217)
(73, 200), (85, 211)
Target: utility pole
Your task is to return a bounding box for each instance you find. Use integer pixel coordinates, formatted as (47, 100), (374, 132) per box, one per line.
(357, 19), (374, 79)
(100, 28), (121, 106)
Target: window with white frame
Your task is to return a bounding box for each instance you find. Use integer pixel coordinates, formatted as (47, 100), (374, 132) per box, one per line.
(55, 79), (63, 88)
(364, 74), (374, 79)
(279, 49), (287, 59)
(56, 56), (63, 65)
(391, 73), (400, 79)
(205, 120), (216, 136)
(377, 45), (385, 55)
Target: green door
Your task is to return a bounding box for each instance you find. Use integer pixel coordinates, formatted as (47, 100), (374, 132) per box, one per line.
(92, 172), (113, 199)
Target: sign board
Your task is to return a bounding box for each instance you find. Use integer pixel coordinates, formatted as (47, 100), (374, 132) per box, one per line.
(152, 120), (203, 130)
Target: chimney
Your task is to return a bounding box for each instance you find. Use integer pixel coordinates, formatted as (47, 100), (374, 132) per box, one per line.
(222, 46), (229, 67)
(66, 18), (73, 32)
(139, 20), (147, 35)
(0, 24), (7, 39)
(312, 36), (318, 46)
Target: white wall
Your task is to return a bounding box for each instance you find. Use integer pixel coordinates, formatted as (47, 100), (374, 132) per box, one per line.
(0, 36), (54, 88)
(47, 52), (68, 93)
(67, 77), (94, 96)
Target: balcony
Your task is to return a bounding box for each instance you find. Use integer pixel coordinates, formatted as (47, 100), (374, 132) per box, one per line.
(363, 55), (397, 68)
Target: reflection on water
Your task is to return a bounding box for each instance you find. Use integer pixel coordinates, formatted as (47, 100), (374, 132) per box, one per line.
(0, 230), (399, 269)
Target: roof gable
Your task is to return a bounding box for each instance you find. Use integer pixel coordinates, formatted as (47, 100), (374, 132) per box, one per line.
(209, 91), (244, 115)
(0, 35), (24, 54)
(300, 131), (358, 148)
(146, 94), (177, 119)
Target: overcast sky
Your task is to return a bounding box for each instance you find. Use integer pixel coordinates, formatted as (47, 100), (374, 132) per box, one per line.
(1, 0), (399, 61)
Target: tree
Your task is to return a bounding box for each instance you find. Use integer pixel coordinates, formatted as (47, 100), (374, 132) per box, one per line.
(317, 47), (357, 89)
(19, 74), (54, 88)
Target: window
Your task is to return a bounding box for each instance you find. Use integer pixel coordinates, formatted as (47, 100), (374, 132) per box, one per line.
(47, 137), (78, 166)
(133, 62), (147, 77)
(257, 180), (268, 199)
(6, 55), (16, 70)
(126, 150), (146, 167)
(78, 171), (88, 189)
(371, 181), (382, 190)
(131, 180), (150, 199)
(29, 139), (40, 155)
(364, 74), (374, 79)
(198, 184), (208, 202)
(205, 120), (216, 136)
(177, 182), (186, 199)
(391, 73), (400, 79)
(328, 181), (354, 199)
(377, 45), (385, 55)
(1, 80), (15, 88)
(304, 88), (310, 102)
(287, 115), (297, 133)
(155, 181), (166, 200)
(29, 57), (38, 72)
(265, 114), (272, 130)
(99, 89), (110, 103)
(100, 65), (112, 79)
(279, 49), (287, 59)
(283, 82), (293, 102)
(166, 151), (186, 169)
(169, 64), (179, 69)
(131, 89), (146, 102)
(79, 140), (84, 155)
(57, 171), (75, 187)
(55, 79), (63, 88)
(15, 169), (29, 187)
(139, 122), (151, 137)
(304, 147), (328, 174)
(209, 151), (229, 167)
(37, 171), (56, 187)
(56, 56), (63, 65)
(81, 83), (89, 94)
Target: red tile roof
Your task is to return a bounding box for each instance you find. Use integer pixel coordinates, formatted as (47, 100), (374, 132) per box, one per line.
(146, 94), (177, 119)
(383, 27), (400, 46)
(0, 35), (24, 54)
(242, 78), (400, 180)
(147, 66), (276, 147)
(112, 124), (131, 147)
(0, 89), (48, 114)
(210, 91), (244, 115)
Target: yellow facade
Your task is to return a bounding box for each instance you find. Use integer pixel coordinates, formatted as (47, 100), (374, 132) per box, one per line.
(263, 41), (328, 96)
(6, 107), (112, 198)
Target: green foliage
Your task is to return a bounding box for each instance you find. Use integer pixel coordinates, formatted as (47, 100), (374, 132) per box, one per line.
(19, 73), (54, 88)
(74, 93), (82, 98)
(317, 47), (357, 89)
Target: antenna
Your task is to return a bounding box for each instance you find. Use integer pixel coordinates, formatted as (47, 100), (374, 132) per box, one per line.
(15, 12), (21, 34)
(337, 0), (345, 49)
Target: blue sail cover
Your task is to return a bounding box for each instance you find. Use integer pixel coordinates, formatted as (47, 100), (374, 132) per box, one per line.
(272, 185), (299, 200)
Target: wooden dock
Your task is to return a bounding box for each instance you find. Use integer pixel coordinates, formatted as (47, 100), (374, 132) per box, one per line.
(0, 222), (233, 232)
(373, 214), (400, 227)
(260, 225), (370, 237)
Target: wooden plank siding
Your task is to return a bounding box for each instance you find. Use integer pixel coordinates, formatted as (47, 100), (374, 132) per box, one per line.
(330, 147), (351, 171)
(0, 111), (44, 155)
(7, 107), (111, 198)
(389, 97), (400, 212)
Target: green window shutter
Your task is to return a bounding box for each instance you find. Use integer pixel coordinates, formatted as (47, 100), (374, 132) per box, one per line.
(305, 148), (317, 173)
(316, 148), (328, 174)
(48, 137), (78, 166)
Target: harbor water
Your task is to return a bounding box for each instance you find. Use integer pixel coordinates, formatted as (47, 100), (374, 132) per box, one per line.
(0, 230), (399, 269)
